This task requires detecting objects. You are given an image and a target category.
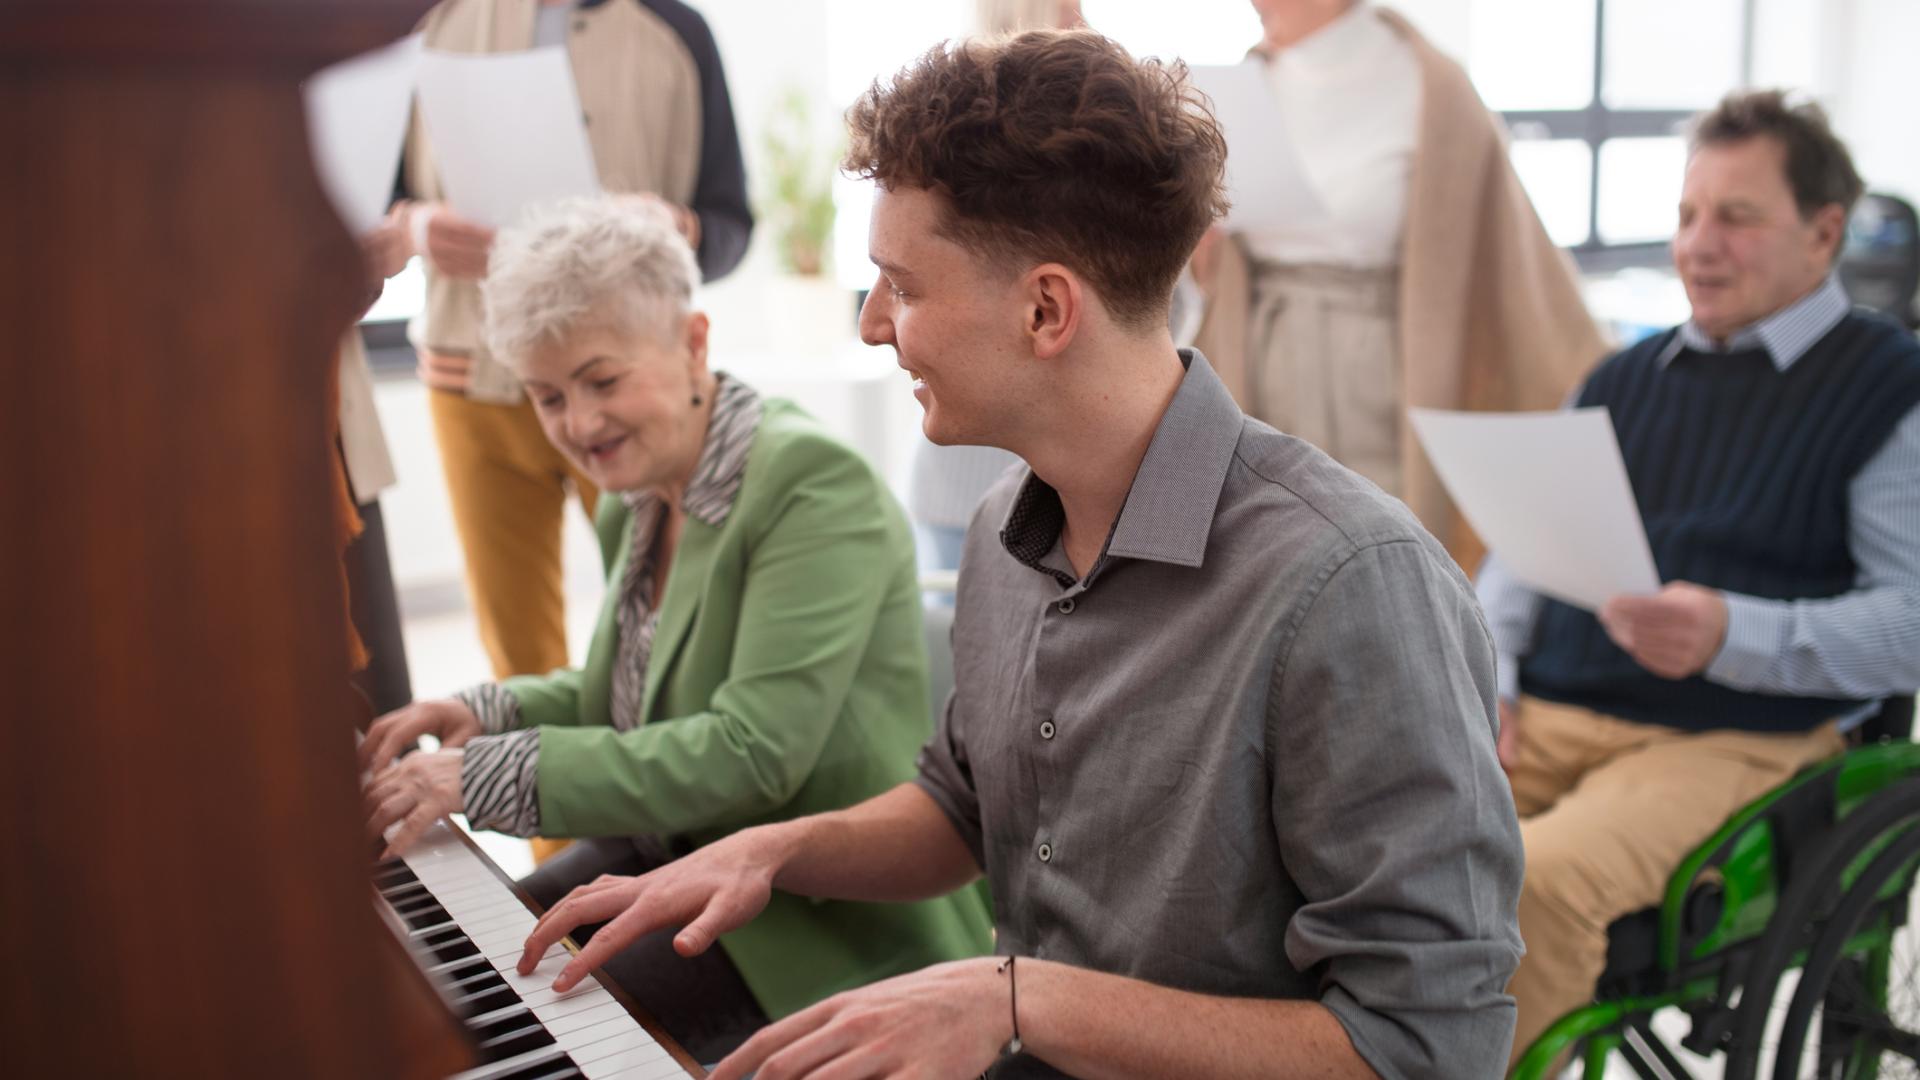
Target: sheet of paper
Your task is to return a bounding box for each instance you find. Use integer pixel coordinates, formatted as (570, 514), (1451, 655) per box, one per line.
(414, 46), (601, 227)
(1409, 407), (1661, 611)
(304, 34), (423, 235)
(1185, 61), (1327, 232)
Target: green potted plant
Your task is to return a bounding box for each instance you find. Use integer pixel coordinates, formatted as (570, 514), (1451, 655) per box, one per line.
(760, 87), (838, 277)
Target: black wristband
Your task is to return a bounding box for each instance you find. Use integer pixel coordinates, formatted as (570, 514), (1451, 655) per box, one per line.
(997, 955), (1023, 1055)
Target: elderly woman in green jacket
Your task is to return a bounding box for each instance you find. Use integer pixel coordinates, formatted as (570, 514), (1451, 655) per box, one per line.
(359, 196), (991, 1060)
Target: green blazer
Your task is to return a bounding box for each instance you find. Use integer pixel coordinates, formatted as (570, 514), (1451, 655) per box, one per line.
(500, 398), (991, 1018)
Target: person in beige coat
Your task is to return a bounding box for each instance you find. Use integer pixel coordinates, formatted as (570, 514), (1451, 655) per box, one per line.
(1193, 0), (1608, 567)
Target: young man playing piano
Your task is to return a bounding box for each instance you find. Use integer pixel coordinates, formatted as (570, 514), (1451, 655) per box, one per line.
(521, 30), (1524, 1080)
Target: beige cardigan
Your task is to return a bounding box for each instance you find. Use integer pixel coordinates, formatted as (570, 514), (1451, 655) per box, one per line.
(1194, 8), (1609, 565)
(404, 0), (705, 403)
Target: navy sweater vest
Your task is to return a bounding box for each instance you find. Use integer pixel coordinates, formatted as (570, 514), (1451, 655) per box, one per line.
(1520, 312), (1920, 732)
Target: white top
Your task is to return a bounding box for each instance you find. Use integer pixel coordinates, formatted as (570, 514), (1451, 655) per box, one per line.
(1238, 4), (1421, 269)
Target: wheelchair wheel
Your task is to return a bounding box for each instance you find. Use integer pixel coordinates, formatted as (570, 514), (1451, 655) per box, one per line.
(1766, 819), (1920, 1079)
(1726, 778), (1920, 1079)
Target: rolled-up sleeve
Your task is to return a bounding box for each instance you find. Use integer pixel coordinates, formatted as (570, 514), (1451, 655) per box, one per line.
(913, 692), (985, 872)
(1271, 540), (1526, 1079)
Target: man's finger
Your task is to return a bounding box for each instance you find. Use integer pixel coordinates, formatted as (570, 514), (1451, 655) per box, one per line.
(709, 1000), (841, 1080)
(549, 900), (669, 992)
(520, 886), (640, 975)
(674, 896), (743, 958)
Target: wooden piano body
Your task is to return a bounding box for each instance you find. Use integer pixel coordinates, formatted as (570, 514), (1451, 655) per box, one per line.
(0, 4), (698, 1075)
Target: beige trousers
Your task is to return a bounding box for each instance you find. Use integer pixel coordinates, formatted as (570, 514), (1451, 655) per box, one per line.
(1246, 261), (1402, 496)
(1505, 695), (1845, 1069)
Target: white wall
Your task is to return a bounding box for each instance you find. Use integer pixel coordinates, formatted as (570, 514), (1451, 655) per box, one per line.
(1828, 0), (1920, 205)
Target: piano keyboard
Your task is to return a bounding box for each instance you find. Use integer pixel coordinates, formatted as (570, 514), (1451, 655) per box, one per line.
(373, 821), (698, 1080)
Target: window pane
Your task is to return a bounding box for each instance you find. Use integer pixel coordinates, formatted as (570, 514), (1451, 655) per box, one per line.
(1468, 0), (1595, 111)
(1082, 0), (1262, 67)
(1751, 0), (1822, 91)
(1510, 139), (1592, 248)
(1597, 137), (1686, 244)
(1601, 0), (1742, 110)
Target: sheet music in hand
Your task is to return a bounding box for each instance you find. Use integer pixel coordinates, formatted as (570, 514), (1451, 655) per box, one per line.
(304, 34), (425, 235)
(1410, 407), (1662, 612)
(414, 46), (603, 228)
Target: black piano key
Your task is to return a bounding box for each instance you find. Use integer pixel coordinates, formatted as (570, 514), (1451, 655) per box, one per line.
(445, 965), (508, 995)
(372, 864), (416, 891)
(478, 1047), (583, 1080)
(473, 1014), (556, 1064)
(391, 891), (443, 916)
(401, 904), (454, 932)
(425, 934), (482, 966)
(455, 982), (521, 1018)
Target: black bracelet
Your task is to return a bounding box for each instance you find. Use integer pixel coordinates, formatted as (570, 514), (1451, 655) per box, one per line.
(997, 955), (1023, 1055)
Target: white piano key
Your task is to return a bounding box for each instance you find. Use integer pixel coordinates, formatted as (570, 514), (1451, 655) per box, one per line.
(465, 907), (539, 936)
(569, 1029), (668, 1068)
(512, 978), (602, 1009)
(448, 1043), (574, 1080)
(529, 986), (618, 1024)
(578, 1044), (674, 1080)
(458, 910), (529, 945)
(592, 1055), (689, 1080)
(439, 887), (524, 912)
(499, 950), (570, 993)
(557, 1016), (650, 1055)
(543, 1000), (631, 1037)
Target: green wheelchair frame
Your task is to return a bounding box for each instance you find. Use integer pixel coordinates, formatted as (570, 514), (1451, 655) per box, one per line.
(1511, 702), (1920, 1079)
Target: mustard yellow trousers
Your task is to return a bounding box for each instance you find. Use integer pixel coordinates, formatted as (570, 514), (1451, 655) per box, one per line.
(429, 390), (600, 865)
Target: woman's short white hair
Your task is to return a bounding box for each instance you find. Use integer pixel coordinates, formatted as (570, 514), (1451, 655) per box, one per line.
(482, 196), (701, 365)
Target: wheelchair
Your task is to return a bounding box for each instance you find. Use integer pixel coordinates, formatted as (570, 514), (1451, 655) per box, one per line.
(1511, 697), (1920, 1079)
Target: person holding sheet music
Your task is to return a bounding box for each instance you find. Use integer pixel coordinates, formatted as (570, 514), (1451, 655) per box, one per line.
(391, 0), (752, 719)
(1474, 91), (1920, 1068)
(1191, 0), (1606, 567)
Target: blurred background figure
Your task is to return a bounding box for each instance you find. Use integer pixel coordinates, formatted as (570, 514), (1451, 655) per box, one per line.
(1192, 0), (1608, 567)
(340, 207), (413, 715)
(393, 0), (751, 691)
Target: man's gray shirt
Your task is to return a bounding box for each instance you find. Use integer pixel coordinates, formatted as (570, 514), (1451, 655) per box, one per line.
(914, 350), (1524, 1079)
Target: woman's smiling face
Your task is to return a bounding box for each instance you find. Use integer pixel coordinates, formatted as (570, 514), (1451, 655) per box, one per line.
(516, 308), (714, 497)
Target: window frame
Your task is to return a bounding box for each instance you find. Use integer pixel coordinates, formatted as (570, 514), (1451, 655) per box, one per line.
(1500, 0), (1757, 272)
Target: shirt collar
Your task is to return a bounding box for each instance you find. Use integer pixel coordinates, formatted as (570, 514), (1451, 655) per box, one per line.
(1657, 275), (1851, 372)
(621, 372), (762, 529)
(998, 349), (1242, 577)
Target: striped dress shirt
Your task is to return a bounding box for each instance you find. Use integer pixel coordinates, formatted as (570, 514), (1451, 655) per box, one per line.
(457, 375), (764, 835)
(1478, 276), (1920, 719)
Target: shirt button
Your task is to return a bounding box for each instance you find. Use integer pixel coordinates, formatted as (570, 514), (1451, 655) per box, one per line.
(1056, 598), (1076, 615)
(1039, 720), (1056, 740)
(1037, 842), (1053, 863)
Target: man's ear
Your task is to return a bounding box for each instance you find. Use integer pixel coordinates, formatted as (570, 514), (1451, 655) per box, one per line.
(1022, 264), (1083, 360)
(1810, 203), (1849, 268)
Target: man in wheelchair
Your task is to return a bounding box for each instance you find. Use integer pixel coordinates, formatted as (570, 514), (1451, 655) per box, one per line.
(1476, 90), (1920, 1074)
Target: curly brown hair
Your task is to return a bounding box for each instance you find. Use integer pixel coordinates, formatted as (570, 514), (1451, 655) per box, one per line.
(844, 29), (1229, 331)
